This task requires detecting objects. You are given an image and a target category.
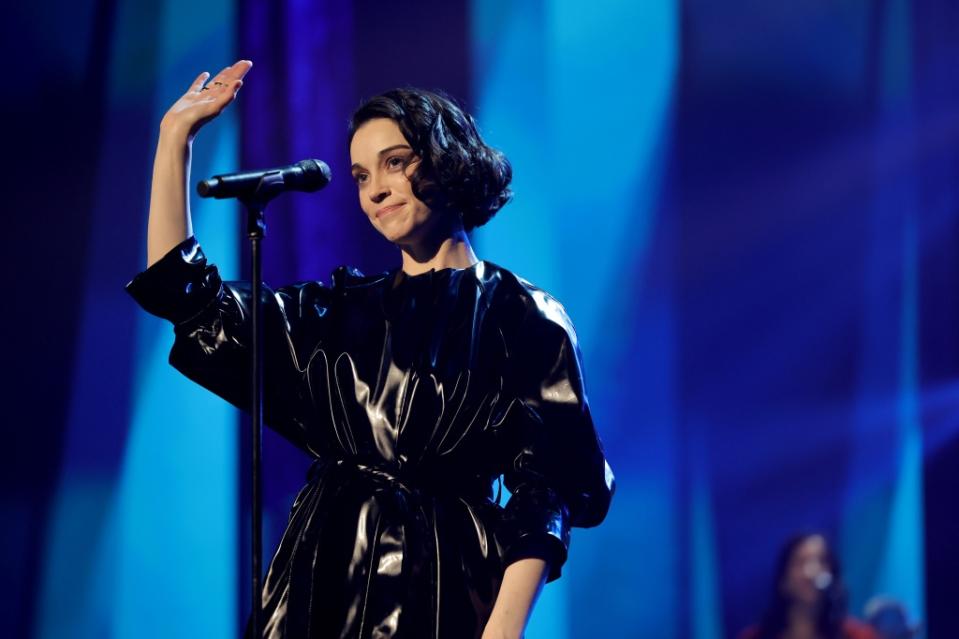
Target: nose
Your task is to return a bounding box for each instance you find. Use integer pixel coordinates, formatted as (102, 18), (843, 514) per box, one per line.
(367, 173), (390, 204)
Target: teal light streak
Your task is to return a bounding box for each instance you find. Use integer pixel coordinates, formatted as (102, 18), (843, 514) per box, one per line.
(690, 420), (722, 639)
(878, 200), (924, 621)
(115, 0), (241, 633)
(842, 0), (924, 623)
(35, 1), (240, 636)
(470, 1), (678, 637)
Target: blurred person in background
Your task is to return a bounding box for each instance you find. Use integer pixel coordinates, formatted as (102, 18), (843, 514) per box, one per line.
(739, 533), (878, 639)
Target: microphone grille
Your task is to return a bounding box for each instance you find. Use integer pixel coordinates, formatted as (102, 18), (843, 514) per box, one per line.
(294, 159), (332, 192)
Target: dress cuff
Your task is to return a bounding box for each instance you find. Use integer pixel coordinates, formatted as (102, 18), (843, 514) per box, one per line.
(498, 484), (571, 583)
(124, 236), (222, 325)
(501, 531), (568, 583)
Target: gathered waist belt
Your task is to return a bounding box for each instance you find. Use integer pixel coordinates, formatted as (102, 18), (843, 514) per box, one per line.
(307, 457), (494, 503)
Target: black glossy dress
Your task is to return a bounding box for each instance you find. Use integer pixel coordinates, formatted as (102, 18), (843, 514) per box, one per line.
(126, 235), (615, 639)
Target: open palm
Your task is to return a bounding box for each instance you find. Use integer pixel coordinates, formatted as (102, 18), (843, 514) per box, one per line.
(161, 59), (253, 140)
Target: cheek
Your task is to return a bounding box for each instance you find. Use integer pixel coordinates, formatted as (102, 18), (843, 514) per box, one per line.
(356, 189), (375, 216)
(785, 569), (804, 587)
(409, 199), (433, 222)
(393, 175), (415, 199)
(403, 183), (429, 210)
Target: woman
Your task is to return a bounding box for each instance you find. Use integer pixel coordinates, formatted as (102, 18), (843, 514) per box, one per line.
(126, 60), (615, 638)
(739, 533), (877, 639)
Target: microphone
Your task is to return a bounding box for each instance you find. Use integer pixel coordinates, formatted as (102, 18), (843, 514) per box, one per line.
(813, 569), (833, 591)
(197, 159), (331, 199)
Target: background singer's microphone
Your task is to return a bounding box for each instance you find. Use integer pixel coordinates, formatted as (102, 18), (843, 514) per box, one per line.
(197, 159), (331, 199)
(813, 569), (833, 592)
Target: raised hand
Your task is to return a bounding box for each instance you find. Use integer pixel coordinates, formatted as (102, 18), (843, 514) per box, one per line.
(145, 59), (252, 266)
(160, 59), (253, 142)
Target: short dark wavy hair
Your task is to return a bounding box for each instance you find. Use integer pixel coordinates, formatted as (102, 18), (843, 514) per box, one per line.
(348, 88), (513, 232)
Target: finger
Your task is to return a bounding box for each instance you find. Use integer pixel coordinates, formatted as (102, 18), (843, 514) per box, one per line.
(214, 59), (253, 84)
(210, 79), (244, 106)
(209, 65), (232, 83)
(216, 79), (243, 101)
(190, 71), (210, 92)
(226, 79), (244, 102)
(232, 59), (253, 81)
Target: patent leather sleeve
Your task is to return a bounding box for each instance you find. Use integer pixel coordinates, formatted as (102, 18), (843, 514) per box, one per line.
(497, 289), (615, 583)
(124, 236), (329, 453)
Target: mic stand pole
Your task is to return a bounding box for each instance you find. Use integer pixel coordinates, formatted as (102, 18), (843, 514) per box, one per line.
(239, 172), (284, 639)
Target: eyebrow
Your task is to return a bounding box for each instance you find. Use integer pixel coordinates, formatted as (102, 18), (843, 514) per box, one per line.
(351, 144), (413, 171)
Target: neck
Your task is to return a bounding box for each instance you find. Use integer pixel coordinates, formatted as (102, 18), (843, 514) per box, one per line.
(397, 215), (479, 276)
(785, 602), (819, 639)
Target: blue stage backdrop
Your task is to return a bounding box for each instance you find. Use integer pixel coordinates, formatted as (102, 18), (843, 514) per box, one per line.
(5, 1), (959, 638)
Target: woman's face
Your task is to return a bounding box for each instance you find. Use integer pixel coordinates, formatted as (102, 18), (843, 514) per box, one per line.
(781, 535), (832, 606)
(350, 117), (437, 245)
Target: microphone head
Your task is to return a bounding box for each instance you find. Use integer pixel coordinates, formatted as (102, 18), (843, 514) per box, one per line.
(813, 570), (833, 591)
(196, 177), (218, 198)
(291, 159), (332, 192)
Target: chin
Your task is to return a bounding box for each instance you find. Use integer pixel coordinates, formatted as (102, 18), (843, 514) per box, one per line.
(380, 218), (422, 242)
(377, 225), (413, 245)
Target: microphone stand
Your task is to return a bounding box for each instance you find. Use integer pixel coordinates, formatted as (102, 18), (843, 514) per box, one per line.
(238, 172), (284, 639)
(199, 159), (330, 636)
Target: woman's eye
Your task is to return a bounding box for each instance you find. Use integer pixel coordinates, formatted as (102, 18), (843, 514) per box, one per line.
(387, 156), (405, 169)
(353, 173), (367, 184)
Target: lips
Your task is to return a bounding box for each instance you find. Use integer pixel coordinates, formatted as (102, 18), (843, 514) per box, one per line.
(377, 202), (405, 218)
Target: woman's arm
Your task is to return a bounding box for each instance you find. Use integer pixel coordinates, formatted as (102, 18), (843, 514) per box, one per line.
(147, 127), (192, 267)
(485, 285), (616, 637)
(129, 58), (333, 453)
(482, 558), (550, 639)
(146, 60), (251, 267)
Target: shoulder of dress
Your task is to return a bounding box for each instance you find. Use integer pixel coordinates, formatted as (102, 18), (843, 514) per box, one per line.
(481, 262), (577, 338)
